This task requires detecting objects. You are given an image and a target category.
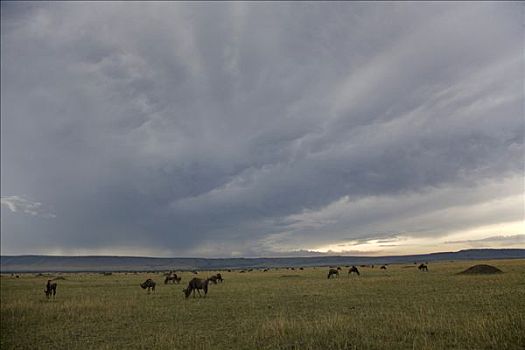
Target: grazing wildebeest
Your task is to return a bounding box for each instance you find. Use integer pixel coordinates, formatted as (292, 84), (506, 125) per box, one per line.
(192, 271), (198, 275)
(337, 267), (342, 271)
(348, 266), (360, 276)
(227, 269), (232, 272)
(299, 267), (304, 270)
(418, 264), (428, 272)
(183, 277), (210, 298)
(215, 273), (223, 283)
(263, 268), (269, 272)
(44, 280), (57, 299)
(140, 279), (156, 292)
(164, 274), (182, 284)
(239, 270), (246, 273)
(380, 265), (387, 270)
(327, 269), (339, 279)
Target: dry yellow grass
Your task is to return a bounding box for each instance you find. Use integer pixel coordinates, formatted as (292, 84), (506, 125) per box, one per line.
(1, 259), (524, 349)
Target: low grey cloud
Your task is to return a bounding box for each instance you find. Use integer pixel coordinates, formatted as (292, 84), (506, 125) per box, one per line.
(1, 2), (523, 256)
(445, 235), (525, 245)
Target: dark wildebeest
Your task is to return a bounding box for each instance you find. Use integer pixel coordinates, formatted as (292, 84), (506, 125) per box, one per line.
(215, 273), (223, 283)
(380, 265), (387, 270)
(348, 266), (360, 276)
(44, 280), (57, 299)
(418, 264), (428, 272)
(140, 278), (156, 292)
(164, 274), (182, 284)
(183, 277), (210, 298)
(327, 269), (339, 279)
(337, 267), (342, 271)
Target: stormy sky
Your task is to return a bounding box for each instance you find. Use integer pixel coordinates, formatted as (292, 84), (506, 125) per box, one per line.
(1, 2), (523, 257)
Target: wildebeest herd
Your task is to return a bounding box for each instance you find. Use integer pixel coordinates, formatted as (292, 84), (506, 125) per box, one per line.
(43, 265), (429, 299)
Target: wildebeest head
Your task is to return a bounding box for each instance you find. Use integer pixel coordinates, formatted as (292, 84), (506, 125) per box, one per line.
(140, 282), (147, 289)
(183, 288), (191, 298)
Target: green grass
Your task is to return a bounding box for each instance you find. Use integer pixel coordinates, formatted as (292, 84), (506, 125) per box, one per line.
(1, 259), (524, 349)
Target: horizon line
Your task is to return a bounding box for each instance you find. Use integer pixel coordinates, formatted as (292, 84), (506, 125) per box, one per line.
(2, 248), (524, 260)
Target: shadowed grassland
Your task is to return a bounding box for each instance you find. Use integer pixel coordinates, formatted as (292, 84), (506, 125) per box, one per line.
(1, 259), (524, 349)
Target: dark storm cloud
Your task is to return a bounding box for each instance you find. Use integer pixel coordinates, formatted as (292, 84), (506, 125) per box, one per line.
(1, 2), (523, 256)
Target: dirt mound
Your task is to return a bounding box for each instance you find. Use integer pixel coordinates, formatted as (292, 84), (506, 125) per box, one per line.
(459, 264), (503, 275)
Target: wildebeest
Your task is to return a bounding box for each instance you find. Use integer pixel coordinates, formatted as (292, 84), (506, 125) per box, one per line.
(44, 280), (57, 299)
(348, 266), (360, 276)
(327, 268), (339, 279)
(418, 264), (429, 272)
(215, 273), (223, 283)
(380, 265), (387, 270)
(337, 267), (342, 271)
(183, 277), (210, 298)
(140, 278), (156, 292)
(164, 274), (182, 284)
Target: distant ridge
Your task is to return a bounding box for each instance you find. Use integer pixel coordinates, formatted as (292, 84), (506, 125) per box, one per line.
(1, 249), (524, 273)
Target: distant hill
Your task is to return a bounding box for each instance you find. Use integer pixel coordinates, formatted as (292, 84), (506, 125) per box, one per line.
(1, 249), (524, 273)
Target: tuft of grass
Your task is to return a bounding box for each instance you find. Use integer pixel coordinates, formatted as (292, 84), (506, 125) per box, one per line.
(1, 259), (524, 349)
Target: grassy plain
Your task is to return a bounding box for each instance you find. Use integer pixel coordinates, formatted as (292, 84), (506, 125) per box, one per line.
(1, 259), (524, 350)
